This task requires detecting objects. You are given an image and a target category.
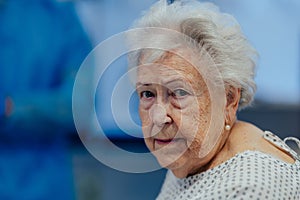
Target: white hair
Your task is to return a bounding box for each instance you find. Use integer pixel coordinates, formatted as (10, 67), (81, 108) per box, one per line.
(127, 0), (258, 109)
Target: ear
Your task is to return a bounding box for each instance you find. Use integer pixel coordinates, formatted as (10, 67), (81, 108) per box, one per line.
(225, 86), (241, 125)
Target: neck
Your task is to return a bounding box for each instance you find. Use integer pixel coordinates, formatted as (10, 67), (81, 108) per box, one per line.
(187, 121), (237, 177)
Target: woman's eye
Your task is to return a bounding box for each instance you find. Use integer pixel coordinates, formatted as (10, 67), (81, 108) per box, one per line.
(172, 89), (189, 98)
(140, 91), (155, 99)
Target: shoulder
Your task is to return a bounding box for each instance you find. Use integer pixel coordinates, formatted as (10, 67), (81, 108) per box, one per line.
(218, 151), (300, 199)
(228, 121), (296, 164)
(193, 151), (300, 199)
(157, 152), (300, 200)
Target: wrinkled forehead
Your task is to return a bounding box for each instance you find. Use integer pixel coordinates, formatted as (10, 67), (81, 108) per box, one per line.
(136, 50), (207, 88)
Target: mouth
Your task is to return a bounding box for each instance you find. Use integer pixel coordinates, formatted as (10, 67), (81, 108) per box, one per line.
(154, 138), (182, 145)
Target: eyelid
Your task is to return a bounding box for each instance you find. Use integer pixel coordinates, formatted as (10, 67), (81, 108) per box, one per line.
(138, 90), (155, 109)
(139, 90), (156, 100)
(171, 88), (191, 94)
(136, 86), (152, 94)
(166, 82), (193, 93)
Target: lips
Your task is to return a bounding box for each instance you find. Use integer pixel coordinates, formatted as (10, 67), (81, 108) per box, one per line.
(154, 138), (181, 145)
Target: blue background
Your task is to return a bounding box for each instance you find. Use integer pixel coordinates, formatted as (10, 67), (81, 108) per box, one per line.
(0, 0), (299, 199)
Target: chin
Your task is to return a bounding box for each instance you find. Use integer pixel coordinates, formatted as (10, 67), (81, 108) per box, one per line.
(157, 156), (181, 169)
(155, 153), (191, 178)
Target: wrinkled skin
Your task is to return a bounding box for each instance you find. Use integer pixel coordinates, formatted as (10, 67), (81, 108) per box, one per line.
(136, 51), (230, 178)
(136, 50), (296, 178)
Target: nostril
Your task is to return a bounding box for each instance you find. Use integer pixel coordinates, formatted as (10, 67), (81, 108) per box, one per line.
(149, 104), (171, 126)
(165, 115), (172, 124)
(149, 104), (165, 124)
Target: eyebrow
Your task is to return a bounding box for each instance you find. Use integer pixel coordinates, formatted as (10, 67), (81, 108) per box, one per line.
(136, 77), (186, 87)
(136, 82), (152, 87)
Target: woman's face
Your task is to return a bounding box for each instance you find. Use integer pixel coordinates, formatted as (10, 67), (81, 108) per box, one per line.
(136, 52), (222, 178)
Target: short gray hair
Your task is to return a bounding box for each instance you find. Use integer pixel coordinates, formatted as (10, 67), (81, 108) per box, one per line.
(128, 0), (258, 109)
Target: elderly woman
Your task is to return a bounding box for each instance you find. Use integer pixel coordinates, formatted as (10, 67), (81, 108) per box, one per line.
(127, 0), (300, 199)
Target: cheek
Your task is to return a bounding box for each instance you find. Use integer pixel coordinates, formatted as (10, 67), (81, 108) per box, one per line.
(180, 96), (211, 147)
(139, 109), (154, 150)
(139, 107), (150, 125)
(139, 108), (153, 138)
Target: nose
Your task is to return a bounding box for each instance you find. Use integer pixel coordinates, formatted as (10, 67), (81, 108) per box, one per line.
(149, 103), (172, 127)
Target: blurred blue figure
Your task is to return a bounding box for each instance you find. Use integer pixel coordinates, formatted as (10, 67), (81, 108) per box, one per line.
(0, 0), (91, 199)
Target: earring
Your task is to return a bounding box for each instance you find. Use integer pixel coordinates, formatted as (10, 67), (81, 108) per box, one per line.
(225, 124), (231, 131)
